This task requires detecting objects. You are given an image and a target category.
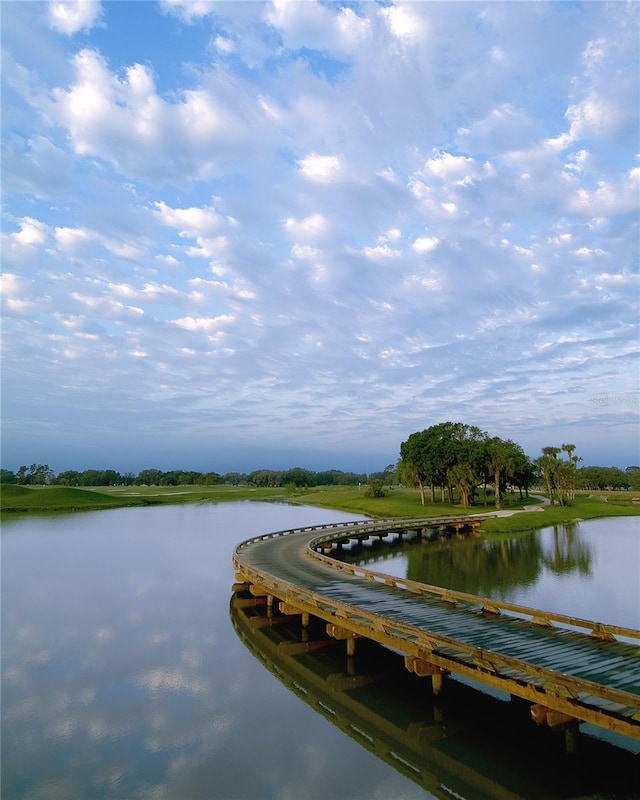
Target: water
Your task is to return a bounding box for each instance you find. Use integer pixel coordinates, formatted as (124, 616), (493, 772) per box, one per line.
(2, 504), (639, 799)
(345, 516), (640, 629)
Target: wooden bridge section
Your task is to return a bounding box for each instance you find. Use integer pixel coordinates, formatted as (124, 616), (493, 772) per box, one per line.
(232, 517), (640, 741)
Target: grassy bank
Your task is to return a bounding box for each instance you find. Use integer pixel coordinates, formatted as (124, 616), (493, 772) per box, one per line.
(2, 484), (639, 532)
(290, 485), (532, 518)
(479, 494), (640, 534)
(0, 483), (287, 514)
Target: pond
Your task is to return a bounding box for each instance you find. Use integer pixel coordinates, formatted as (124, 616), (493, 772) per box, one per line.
(2, 504), (638, 799)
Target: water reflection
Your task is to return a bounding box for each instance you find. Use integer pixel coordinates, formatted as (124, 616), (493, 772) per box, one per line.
(230, 594), (639, 800)
(339, 523), (593, 602)
(543, 523), (592, 576)
(3, 507), (638, 799)
(4, 503), (431, 800)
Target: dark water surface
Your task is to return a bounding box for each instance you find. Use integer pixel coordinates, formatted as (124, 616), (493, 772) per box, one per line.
(2, 504), (639, 799)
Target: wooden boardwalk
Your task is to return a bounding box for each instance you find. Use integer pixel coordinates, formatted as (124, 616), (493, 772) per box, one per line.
(232, 517), (640, 741)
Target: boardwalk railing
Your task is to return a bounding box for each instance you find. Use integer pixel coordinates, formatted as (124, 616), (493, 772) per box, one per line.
(233, 517), (640, 741)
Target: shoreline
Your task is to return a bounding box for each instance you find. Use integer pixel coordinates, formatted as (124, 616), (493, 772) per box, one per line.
(2, 484), (639, 533)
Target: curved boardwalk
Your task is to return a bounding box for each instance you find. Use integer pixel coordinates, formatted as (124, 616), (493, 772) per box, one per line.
(232, 517), (640, 741)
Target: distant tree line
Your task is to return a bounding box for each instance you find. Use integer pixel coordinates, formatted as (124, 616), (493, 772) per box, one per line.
(0, 464), (371, 489)
(2, 451), (638, 499)
(577, 465), (638, 491)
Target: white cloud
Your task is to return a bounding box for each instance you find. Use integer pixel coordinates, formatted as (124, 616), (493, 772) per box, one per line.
(412, 236), (440, 254)
(297, 153), (346, 184)
(8, 217), (48, 247)
(2, 0), (639, 470)
(153, 202), (227, 237)
(55, 226), (95, 257)
(171, 315), (234, 333)
(283, 214), (329, 240)
(47, 49), (256, 185)
(361, 244), (401, 260)
(49, 0), (102, 36)
(158, 0), (216, 22)
(566, 95), (616, 141)
(1, 218), (50, 266)
(266, 0), (370, 55)
(291, 244), (320, 261)
(379, 4), (424, 43)
(425, 151), (478, 181)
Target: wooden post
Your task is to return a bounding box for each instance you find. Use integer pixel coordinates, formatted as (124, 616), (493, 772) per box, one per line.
(564, 724), (580, 754)
(326, 623), (359, 658)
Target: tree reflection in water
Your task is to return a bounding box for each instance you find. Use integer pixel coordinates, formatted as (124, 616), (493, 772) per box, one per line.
(543, 523), (592, 576)
(339, 523), (593, 601)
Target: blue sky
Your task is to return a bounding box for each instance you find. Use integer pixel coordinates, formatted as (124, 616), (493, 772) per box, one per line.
(1, 0), (638, 474)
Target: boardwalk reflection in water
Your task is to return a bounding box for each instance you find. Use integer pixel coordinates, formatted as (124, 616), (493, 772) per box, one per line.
(230, 594), (639, 800)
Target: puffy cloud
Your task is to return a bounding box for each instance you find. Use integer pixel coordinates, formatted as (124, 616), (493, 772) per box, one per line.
(297, 153), (346, 184)
(47, 49), (259, 185)
(54, 226), (95, 257)
(566, 94), (618, 141)
(283, 213), (329, 241)
(159, 0), (217, 22)
(1, 218), (50, 266)
(266, 0), (371, 55)
(153, 202), (229, 237)
(361, 244), (401, 260)
(7, 217), (48, 247)
(379, 4), (425, 43)
(412, 236), (440, 254)
(1, 0), (638, 469)
(49, 0), (102, 36)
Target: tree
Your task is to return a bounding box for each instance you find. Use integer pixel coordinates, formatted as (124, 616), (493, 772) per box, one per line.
(444, 423), (487, 508)
(280, 467), (314, 488)
(16, 464), (54, 485)
(199, 472), (221, 486)
(578, 466), (630, 490)
(222, 472), (247, 485)
(250, 469), (282, 487)
(511, 447), (537, 499)
(447, 459), (477, 508)
(556, 444), (581, 504)
(536, 447), (561, 505)
(399, 430), (432, 504)
(535, 445), (581, 505)
(136, 469), (163, 486)
(364, 478), (386, 498)
(0, 469), (17, 484)
(483, 437), (515, 510)
(400, 422), (489, 508)
(54, 470), (82, 486)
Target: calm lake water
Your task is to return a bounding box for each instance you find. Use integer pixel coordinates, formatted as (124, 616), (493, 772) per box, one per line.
(2, 504), (639, 800)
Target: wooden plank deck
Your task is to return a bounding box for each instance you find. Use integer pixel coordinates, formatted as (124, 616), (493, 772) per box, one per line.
(232, 518), (640, 740)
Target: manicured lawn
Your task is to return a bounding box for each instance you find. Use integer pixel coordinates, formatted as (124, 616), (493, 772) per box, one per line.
(289, 485), (530, 518)
(0, 483), (286, 513)
(2, 484), (639, 533)
(479, 493), (640, 533)
(0, 484), (135, 512)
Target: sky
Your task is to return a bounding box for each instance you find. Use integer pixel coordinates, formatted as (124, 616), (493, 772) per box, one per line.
(1, 0), (639, 474)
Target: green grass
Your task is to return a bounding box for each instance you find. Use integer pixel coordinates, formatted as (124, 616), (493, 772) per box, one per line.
(2, 484), (639, 532)
(479, 493), (640, 534)
(0, 483), (291, 514)
(289, 485), (532, 519)
(0, 484), (137, 513)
